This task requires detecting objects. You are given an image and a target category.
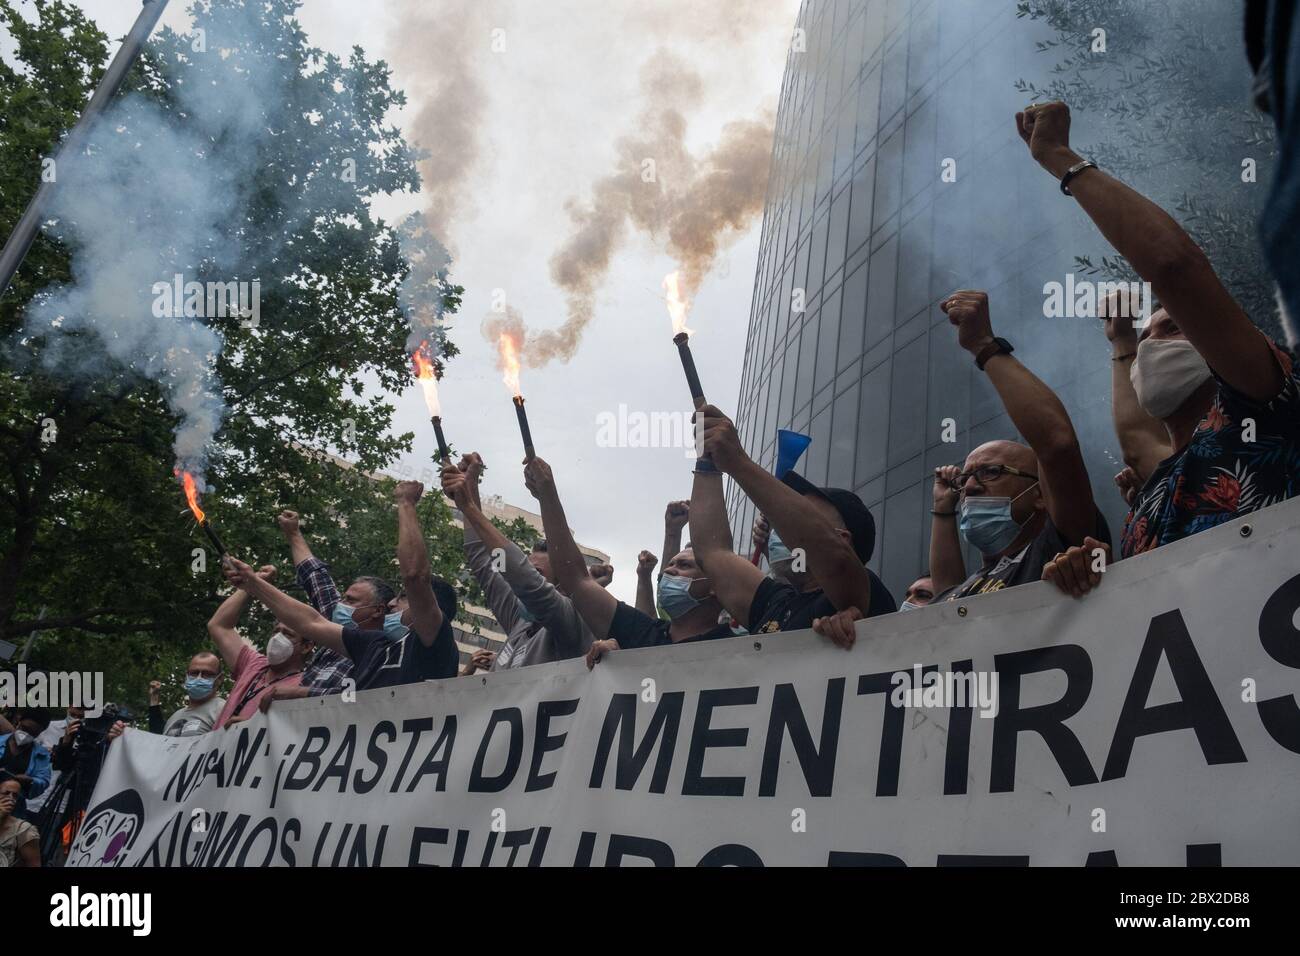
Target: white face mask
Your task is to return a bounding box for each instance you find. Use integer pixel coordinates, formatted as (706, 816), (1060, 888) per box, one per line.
(1130, 337), (1212, 419)
(266, 632), (294, 666)
(900, 600), (923, 612)
(12, 731), (32, 747)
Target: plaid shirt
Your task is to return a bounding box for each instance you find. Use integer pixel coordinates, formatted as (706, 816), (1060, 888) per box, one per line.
(296, 556), (353, 697)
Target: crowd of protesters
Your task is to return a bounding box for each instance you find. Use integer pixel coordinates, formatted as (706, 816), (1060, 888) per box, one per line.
(3, 89), (1299, 868)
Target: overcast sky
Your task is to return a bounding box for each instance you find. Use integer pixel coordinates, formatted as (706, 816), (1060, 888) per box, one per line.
(55, 0), (800, 602)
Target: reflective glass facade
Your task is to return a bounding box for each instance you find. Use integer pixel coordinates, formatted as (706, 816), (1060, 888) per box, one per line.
(730, 0), (1272, 599)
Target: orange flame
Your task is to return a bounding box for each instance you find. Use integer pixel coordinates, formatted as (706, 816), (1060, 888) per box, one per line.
(663, 271), (693, 337)
(410, 341), (441, 417)
(497, 332), (522, 397)
(178, 470), (205, 523)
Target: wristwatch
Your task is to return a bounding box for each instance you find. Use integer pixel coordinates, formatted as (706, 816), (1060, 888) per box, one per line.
(975, 337), (1014, 370)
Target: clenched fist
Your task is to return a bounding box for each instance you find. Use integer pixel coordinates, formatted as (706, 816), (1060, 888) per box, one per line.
(941, 290), (995, 356)
(1016, 100), (1072, 166)
(276, 509), (301, 536)
(636, 550), (658, 578)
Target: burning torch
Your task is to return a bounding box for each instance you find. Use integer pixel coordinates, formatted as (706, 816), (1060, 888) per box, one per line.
(498, 332), (535, 462)
(664, 272), (716, 472)
(177, 470), (228, 558)
(411, 342), (451, 462)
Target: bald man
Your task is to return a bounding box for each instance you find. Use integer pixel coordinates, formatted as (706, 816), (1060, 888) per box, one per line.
(929, 290), (1109, 602)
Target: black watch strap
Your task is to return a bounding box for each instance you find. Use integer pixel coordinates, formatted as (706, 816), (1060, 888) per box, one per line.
(1060, 160), (1097, 195)
(975, 337), (1014, 370)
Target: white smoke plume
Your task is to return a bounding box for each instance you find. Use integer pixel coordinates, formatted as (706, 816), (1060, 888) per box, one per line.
(484, 49), (775, 367)
(21, 2), (295, 481)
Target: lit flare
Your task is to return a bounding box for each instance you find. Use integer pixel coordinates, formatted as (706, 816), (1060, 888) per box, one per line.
(663, 271), (693, 337)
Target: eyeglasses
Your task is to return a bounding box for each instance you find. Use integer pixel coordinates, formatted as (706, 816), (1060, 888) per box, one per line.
(952, 464), (1039, 489)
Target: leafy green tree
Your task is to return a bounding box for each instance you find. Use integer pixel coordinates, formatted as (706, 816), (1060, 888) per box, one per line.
(0, 0), (466, 711)
(1015, 0), (1281, 339)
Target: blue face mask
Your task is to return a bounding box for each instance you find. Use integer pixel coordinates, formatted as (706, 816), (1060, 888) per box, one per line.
(514, 603), (538, 624)
(767, 528), (793, 565)
(658, 573), (708, 620)
(331, 603), (355, 626)
(959, 485), (1037, 555)
(184, 676), (216, 700)
(383, 611), (409, 640)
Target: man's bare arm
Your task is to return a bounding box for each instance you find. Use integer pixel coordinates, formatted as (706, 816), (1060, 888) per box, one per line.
(207, 566), (275, 669)
(699, 405), (872, 616)
(1020, 102), (1282, 402)
(688, 468), (766, 626)
(943, 290), (1098, 547)
(661, 500), (689, 572)
(223, 559), (347, 655)
(634, 550), (658, 618)
(394, 481), (443, 648)
(928, 466), (966, 595)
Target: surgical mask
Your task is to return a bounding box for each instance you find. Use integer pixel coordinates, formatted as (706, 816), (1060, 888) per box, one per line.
(900, 600), (923, 612)
(12, 731), (32, 747)
(959, 484), (1038, 555)
(184, 676), (216, 700)
(266, 632), (294, 666)
(658, 573), (708, 620)
(514, 603), (538, 625)
(383, 611), (409, 640)
(331, 603), (355, 626)
(1130, 337), (1212, 418)
(767, 528), (793, 565)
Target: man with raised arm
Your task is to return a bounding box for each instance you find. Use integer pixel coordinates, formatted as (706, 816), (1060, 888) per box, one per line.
(206, 564), (312, 729)
(633, 549), (658, 618)
(521, 457), (734, 666)
(927, 290), (1110, 602)
(1019, 101), (1300, 592)
(224, 481), (459, 694)
(441, 452), (593, 670)
(689, 404), (894, 645)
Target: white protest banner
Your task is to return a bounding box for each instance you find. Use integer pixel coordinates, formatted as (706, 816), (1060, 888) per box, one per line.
(71, 497), (1300, 866)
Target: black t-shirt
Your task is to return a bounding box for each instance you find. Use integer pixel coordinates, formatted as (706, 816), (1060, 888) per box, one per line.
(607, 601), (735, 650)
(936, 512), (1112, 602)
(341, 621), (458, 690)
(747, 569), (897, 634)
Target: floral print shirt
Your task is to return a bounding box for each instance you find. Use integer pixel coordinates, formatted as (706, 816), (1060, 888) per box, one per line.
(1121, 339), (1300, 558)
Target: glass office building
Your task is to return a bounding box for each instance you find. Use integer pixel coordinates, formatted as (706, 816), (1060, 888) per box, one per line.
(729, 0), (1274, 598)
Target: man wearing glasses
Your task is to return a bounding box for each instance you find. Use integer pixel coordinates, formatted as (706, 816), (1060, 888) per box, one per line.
(928, 290), (1111, 603)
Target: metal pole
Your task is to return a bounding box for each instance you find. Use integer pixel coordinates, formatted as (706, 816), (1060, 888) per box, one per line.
(0, 0), (171, 299)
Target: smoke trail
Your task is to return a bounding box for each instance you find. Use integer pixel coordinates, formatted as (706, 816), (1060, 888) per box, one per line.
(388, 0), (497, 251)
(20, 2), (296, 480)
(396, 211), (454, 365)
(484, 49), (774, 367)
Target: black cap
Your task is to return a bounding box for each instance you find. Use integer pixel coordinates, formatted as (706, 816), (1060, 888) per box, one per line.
(780, 472), (876, 564)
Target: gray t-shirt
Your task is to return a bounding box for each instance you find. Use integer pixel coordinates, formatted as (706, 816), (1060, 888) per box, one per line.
(161, 696), (226, 737)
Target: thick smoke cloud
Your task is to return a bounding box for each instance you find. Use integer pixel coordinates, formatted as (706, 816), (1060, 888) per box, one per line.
(21, 2), (293, 480)
(484, 49), (775, 367)
(388, 0), (497, 252)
